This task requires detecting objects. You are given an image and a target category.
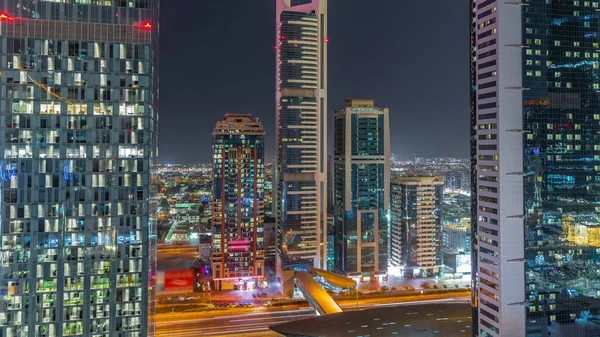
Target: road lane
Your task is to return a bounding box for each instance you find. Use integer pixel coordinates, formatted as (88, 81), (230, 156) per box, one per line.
(157, 309), (313, 336)
(156, 296), (470, 337)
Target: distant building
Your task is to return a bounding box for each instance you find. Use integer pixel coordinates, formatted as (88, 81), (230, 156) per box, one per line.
(211, 114), (265, 289)
(199, 234), (212, 261)
(442, 218), (471, 276)
(445, 171), (463, 190)
(327, 215), (335, 272)
(390, 176), (444, 277)
(443, 218), (471, 254)
(173, 212), (201, 224)
(445, 171), (470, 192)
(263, 218), (278, 272)
(334, 99), (390, 275)
(460, 171), (470, 192)
(327, 155), (334, 213)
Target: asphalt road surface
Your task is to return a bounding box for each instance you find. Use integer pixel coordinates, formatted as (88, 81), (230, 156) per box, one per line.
(156, 296), (470, 337)
(156, 308), (311, 337)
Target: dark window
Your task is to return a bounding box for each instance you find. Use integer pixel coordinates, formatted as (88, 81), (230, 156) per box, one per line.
(478, 91), (497, 99)
(478, 102), (497, 110)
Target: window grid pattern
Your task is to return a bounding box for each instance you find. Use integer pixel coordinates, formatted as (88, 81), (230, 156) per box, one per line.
(0, 1), (158, 336)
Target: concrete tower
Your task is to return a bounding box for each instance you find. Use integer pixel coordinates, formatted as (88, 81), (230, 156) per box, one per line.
(275, 0), (328, 272)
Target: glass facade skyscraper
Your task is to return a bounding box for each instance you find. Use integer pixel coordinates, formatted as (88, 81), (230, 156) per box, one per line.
(0, 1), (159, 336)
(472, 1), (600, 336)
(333, 99), (389, 275)
(275, 0), (327, 271)
(211, 114), (265, 289)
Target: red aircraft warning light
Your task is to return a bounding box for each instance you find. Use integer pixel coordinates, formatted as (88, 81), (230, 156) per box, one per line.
(0, 13), (14, 21)
(141, 22), (152, 30)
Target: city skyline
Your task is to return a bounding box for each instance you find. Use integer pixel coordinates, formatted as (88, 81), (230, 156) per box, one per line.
(158, 0), (469, 164)
(10, 0), (600, 336)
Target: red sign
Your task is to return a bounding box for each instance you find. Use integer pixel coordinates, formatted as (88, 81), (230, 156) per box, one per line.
(229, 240), (250, 252)
(164, 269), (194, 292)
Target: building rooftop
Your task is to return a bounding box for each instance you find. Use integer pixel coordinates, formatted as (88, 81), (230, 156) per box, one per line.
(213, 114), (265, 136)
(444, 218), (471, 231)
(270, 302), (472, 337)
(393, 175), (445, 185)
(345, 98), (375, 108)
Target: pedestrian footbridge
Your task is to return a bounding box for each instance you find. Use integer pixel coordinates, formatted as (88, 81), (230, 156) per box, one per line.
(293, 268), (356, 316)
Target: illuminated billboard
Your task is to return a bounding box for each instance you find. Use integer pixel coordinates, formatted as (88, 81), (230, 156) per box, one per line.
(164, 269), (194, 292)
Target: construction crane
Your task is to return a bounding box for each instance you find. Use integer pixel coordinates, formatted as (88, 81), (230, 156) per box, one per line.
(16, 66), (74, 105)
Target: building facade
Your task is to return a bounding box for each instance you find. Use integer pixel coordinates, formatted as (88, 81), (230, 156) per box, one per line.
(333, 99), (390, 275)
(0, 1), (159, 336)
(445, 170), (470, 192)
(263, 219), (277, 273)
(443, 218), (471, 254)
(326, 215), (335, 272)
(445, 171), (464, 190)
(390, 176), (443, 277)
(275, 0), (328, 271)
(471, 1), (600, 336)
(211, 114), (265, 288)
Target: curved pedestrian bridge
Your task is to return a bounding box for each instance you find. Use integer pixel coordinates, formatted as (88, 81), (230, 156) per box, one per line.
(293, 268), (356, 316)
(295, 271), (343, 315)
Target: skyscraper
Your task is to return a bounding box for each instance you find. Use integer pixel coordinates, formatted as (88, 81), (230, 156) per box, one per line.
(0, 1), (159, 336)
(333, 99), (390, 276)
(211, 114), (265, 289)
(275, 0), (328, 271)
(471, 1), (600, 336)
(389, 176), (444, 278)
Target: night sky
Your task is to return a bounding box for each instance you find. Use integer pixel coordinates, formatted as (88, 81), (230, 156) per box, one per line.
(159, 1), (470, 164)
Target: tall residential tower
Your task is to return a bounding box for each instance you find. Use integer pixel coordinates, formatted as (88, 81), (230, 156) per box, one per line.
(333, 99), (390, 276)
(275, 0), (328, 271)
(472, 1), (600, 336)
(211, 114), (265, 289)
(0, 1), (160, 336)
(389, 176), (444, 278)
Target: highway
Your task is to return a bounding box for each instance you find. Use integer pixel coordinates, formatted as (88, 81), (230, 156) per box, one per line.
(156, 244), (199, 270)
(155, 296), (470, 337)
(157, 244), (199, 259)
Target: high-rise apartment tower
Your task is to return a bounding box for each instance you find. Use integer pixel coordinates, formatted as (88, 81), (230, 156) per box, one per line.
(275, 0), (328, 271)
(389, 176), (444, 278)
(471, 1), (600, 336)
(0, 1), (160, 336)
(333, 99), (390, 276)
(211, 114), (265, 289)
